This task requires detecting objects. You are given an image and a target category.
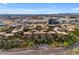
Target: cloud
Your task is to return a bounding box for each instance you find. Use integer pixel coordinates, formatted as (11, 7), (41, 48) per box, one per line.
(0, 8), (65, 14)
(2, 3), (8, 5)
(71, 8), (79, 12)
(1, 4), (79, 14)
(0, 4), (64, 14)
(72, 8), (79, 10)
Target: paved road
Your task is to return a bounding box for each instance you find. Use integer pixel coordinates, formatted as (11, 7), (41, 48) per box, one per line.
(0, 42), (79, 55)
(0, 48), (65, 55)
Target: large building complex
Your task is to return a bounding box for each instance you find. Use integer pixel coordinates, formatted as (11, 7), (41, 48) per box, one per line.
(0, 14), (78, 40)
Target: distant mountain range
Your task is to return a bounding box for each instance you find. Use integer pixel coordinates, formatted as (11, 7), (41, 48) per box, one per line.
(0, 13), (79, 16)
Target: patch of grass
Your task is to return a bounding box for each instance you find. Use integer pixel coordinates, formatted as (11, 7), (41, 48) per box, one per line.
(64, 47), (79, 55)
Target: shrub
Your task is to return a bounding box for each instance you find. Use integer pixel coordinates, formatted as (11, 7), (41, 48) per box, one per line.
(63, 41), (70, 47)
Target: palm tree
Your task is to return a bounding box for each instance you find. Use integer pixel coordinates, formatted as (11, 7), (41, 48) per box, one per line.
(43, 30), (48, 39)
(23, 26), (29, 32)
(30, 29), (36, 40)
(36, 25), (42, 31)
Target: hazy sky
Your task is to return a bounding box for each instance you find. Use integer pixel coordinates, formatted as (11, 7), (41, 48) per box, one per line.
(0, 3), (79, 14)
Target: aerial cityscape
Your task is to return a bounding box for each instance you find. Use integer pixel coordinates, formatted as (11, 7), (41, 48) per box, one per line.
(0, 3), (79, 55)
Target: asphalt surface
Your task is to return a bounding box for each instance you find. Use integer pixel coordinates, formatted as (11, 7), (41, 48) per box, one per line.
(0, 48), (65, 55)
